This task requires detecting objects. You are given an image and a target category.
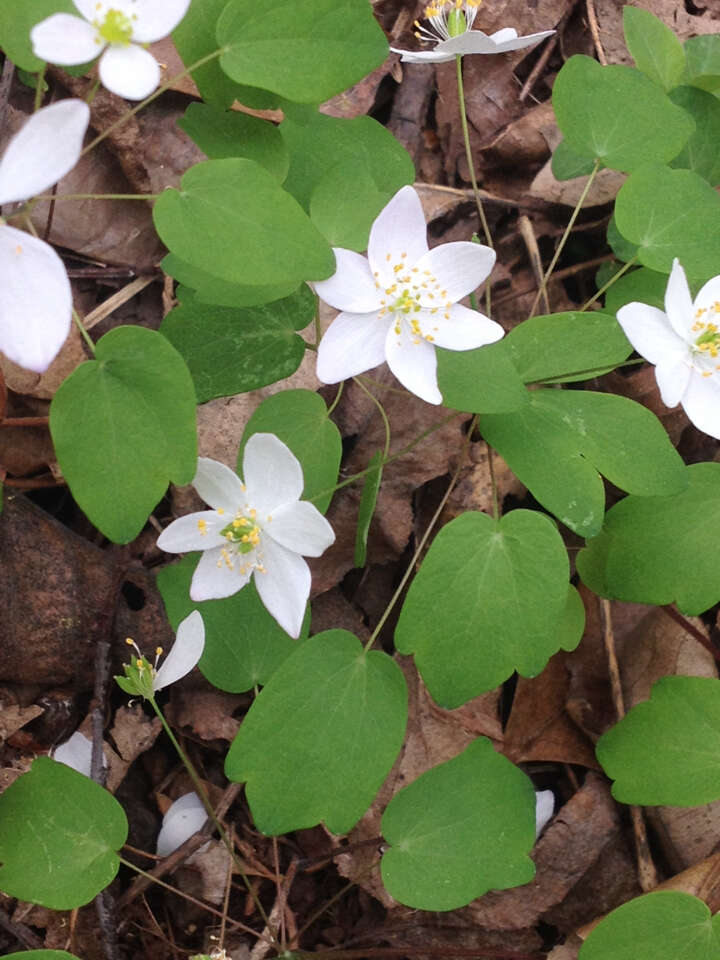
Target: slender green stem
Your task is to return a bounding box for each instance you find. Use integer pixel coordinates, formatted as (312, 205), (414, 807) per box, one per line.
(313, 292), (322, 349)
(33, 65), (46, 112)
(148, 697), (275, 939)
(353, 378), (391, 458)
(80, 48), (227, 158)
(486, 441), (499, 521)
(326, 381), (344, 416)
(531, 356), (644, 384)
(580, 255), (638, 312)
(34, 193), (160, 201)
(527, 159), (601, 319)
(363, 415), (477, 652)
(72, 309), (96, 355)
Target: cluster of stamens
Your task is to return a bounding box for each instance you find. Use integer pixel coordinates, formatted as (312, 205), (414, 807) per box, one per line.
(197, 501), (269, 577)
(691, 302), (720, 376)
(125, 637), (163, 677)
(93, 3), (138, 45)
(375, 252), (449, 346)
(414, 0), (481, 43)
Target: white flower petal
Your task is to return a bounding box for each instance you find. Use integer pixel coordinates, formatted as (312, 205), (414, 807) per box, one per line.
(99, 43), (160, 100)
(681, 371), (720, 439)
(412, 241), (496, 306)
(390, 46), (455, 63)
(663, 259), (694, 340)
(424, 302), (504, 350)
(156, 510), (226, 553)
(316, 309), (389, 383)
(535, 789), (554, 837)
(153, 610), (205, 692)
(368, 186), (429, 286)
(490, 28), (519, 43)
(266, 501), (335, 558)
(385, 321), (441, 404)
(129, 0), (192, 42)
(190, 546), (253, 601)
(156, 792), (207, 857)
(193, 457), (246, 512)
(313, 248), (382, 313)
(0, 99), (90, 205)
(52, 731), (94, 777)
(31, 14), (102, 67)
(439, 28), (555, 55)
(242, 433), (304, 516)
(253, 538), (310, 638)
(72, 0), (101, 18)
(655, 359), (692, 408)
(616, 302), (687, 367)
(0, 226), (72, 372)
(691, 274), (720, 334)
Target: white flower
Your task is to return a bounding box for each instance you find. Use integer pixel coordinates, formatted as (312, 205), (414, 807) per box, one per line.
(314, 185), (503, 404)
(118, 610), (205, 699)
(156, 792), (207, 857)
(535, 789), (554, 837)
(391, 1), (555, 63)
(616, 259), (720, 439)
(31, 0), (191, 101)
(156, 434), (336, 639)
(0, 99), (89, 372)
(52, 730), (107, 777)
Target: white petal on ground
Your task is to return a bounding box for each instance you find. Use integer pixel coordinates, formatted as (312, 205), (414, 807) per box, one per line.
(156, 792), (207, 857)
(129, 0), (192, 42)
(242, 433), (304, 516)
(53, 731), (94, 777)
(153, 610), (205, 692)
(190, 546), (253, 601)
(389, 46), (455, 63)
(156, 510), (227, 553)
(424, 302), (504, 351)
(616, 302), (687, 367)
(535, 789), (554, 837)
(663, 259), (694, 340)
(385, 322), (442, 404)
(31, 14), (102, 66)
(654, 359), (692, 409)
(99, 43), (161, 100)
(679, 372), (720, 440)
(367, 185), (429, 286)
(691, 274), (720, 330)
(316, 310), (389, 383)
(193, 458), (247, 513)
(0, 226), (72, 372)
(254, 538), (310, 638)
(266, 500), (335, 557)
(0, 99), (90, 205)
(313, 249), (381, 313)
(412, 241), (496, 306)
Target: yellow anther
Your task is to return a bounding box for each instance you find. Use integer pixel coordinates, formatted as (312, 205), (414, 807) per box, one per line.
(126, 637), (135, 645)
(155, 647), (163, 656)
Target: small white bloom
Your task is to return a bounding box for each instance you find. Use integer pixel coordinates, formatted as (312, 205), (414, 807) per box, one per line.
(0, 100), (89, 372)
(156, 792), (207, 857)
(314, 185), (503, 404)
(156, 435), (336, 639)
(535, 789), (554, 837)
(31, 0), (191, 101)
(52, 730), (107, 777)
(616, 259), (720, 439)
(391, 1), (555, 63)
(119, 610), (205, 698)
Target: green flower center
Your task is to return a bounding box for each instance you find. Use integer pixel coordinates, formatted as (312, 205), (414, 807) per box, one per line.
(391, 290), (422, 315)
(220, 512), (261, 554)
(692, 310), (720, 360)
(96, 9), (134, 45)
(447, 8), (467, 36)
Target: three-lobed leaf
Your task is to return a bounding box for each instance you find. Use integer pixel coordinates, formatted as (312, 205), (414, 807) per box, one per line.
(436, 341), (528, 413)
(623, 6), (686, 92)
(354, 451), (383, 569)
(668, 86), (720, 186)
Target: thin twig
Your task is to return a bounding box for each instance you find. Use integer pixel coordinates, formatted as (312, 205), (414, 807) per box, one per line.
(250, 860), (297, 960)
(0, 905), (43, 951)
(586, 0), (608, 64)
(83, 275), (157, 331)
(518, 214), (549, 313)
(519, 33), (559, 101)
(661, 605), (720, 663)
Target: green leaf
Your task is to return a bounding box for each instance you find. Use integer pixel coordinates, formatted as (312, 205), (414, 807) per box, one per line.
(225, 630), (407, 835)
(614, 164), (720, 277)
(481, 390), (686, 536)
(580, 892), (720, 960)
(0, 0), (76, 72)
(160, 286), (312, 402)
(218, 0), (388, 104)
(551, 139), (598, 181)
(239, 390), (341, 513)
(2, 952), (82, 959)
(596, 677), (720, 806)
(157, 555), (299, 692)
(309, 158), (388, 250)
(178, 103), (289, 182)
(552, 56), (694, 171)
(603, 266), (668, 314)
(153, 159), (334, 288)
(395, 510), (573, 708)
(0, 758), (127, 909)
(436, 341), (528, 413)
(607, 214), (640, 264)
(684, 35), (720, 93)
(623, 6), (686, 92)
(577, 461), (720, 615)
(381, 738), (537, 910)
(669, 86), (720, 186)
(501, 312), (632, 383)
(279, 110), (414, 219)
(50, 327), (197, 543)
(354, 451), (383, 568)
(163, 255), (299, 309)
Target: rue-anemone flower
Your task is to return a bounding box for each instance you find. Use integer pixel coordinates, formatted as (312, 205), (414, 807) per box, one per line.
(116, 610), (205, 700)
(391, 1), (555, 63)
(156, 434), (336, 639)
(156, 792), (208, 857)
(0, 99), (89, 372)
(314, 184), (503, 404)
(616, 259), (720, 440)
(31, 0), (191, 101)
